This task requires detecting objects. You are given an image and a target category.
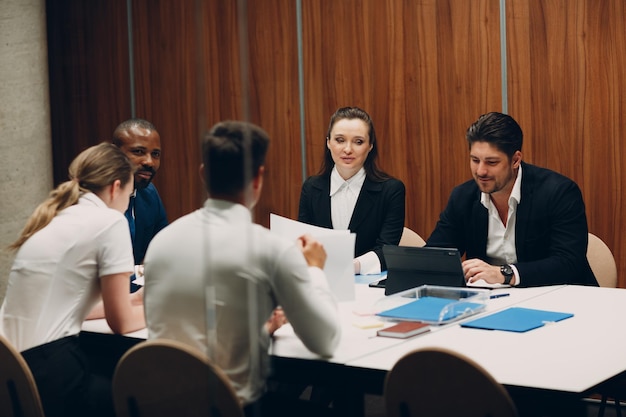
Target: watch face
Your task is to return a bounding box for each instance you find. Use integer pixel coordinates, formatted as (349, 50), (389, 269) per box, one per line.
(501, 265), (513, 276)
(501, 265), (514, 284)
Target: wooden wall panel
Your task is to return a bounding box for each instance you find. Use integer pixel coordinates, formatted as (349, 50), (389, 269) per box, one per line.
(507, 0), (626, 287)
(131, 0), (204, 221)
(46, 0), (626, 287)
(302, 0), (502, 241)
(246, 0), (302, 224)
(199, 0), (242, 124)
(46, 0), (131, 185)
(196, 0), (302, 225)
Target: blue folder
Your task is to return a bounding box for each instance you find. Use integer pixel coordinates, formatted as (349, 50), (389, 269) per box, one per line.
(377, 296), (485, 323)
(460, 307), (574, 332)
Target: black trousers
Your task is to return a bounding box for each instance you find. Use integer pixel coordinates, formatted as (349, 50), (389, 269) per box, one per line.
(21, 335), (115, 417)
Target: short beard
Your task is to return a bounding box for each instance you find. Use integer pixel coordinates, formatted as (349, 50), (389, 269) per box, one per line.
(134, 176), (152, 190)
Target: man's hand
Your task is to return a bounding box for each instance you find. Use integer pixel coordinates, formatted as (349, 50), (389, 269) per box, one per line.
(462, 258), (504, 284)
(296, 234), (327, 269)
(265, 307), (287, 335)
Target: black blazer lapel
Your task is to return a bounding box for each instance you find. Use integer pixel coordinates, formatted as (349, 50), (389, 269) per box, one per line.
(469, 197), (489, 259)
(349, 180), (383, 231)
(515, 163), (535, 260)
(310, 177), (333, 228)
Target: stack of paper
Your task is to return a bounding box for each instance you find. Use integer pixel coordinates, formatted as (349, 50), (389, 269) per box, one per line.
(270, 214), (356, 301)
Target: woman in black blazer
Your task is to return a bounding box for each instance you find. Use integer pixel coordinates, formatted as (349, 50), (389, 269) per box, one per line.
(298, 106), (405, 273)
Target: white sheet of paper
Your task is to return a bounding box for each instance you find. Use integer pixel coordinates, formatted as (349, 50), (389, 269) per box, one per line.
(466, 279), (510, 289)
(133, 265), (145, 286)
(270, 213), (356, 301)
(466, 278), (510, 289)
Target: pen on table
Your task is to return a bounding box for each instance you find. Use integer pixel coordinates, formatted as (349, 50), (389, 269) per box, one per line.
(490, 293), (510, 299)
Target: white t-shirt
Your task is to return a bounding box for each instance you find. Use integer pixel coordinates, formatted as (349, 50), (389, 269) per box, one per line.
(144, 198), (341, 406)
(0, 193), (134, 352)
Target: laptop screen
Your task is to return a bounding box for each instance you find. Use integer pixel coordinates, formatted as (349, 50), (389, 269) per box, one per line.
(382, 245), (466, 295)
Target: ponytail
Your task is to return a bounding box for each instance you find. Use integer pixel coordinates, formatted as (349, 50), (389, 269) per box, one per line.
(8, 143), (132, 251)
(8, 180), (82, 250)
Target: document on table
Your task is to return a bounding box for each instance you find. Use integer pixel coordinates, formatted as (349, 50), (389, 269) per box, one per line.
(460, 307), (574, 332)
(270, 214), (356, 301)
(376, 296), (486, 324)
(132, 265), (145, 286)
(467, 278), (510, 289)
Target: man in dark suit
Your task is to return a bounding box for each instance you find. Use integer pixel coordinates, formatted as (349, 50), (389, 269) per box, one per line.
(113, 119), (168, 289)
(427, 112), (597, 287)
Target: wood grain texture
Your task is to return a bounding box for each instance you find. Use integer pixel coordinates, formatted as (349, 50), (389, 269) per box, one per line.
(131, 0), (204, 220)
(302, 0), (502, 243)
(245, 0), (302, 225)
(46, 0), (131, 184)
(45, 0), (626, 287)
(197, 0), (303, 225)
(507, 0), (626, 286)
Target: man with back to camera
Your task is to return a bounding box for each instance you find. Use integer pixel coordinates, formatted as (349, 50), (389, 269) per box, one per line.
(143, 120), (341, 417)
(112, 118), (168, 290)
(426, 111), (598, 287)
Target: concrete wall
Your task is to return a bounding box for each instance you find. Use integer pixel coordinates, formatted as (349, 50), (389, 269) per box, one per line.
(0, 0), (52, 303)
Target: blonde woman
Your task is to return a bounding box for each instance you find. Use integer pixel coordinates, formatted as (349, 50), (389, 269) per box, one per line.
(0, 143), (145, 417)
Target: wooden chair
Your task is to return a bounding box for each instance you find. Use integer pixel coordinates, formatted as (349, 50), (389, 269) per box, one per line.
(585, 234), (622, 416)
(0, 335), (45, 417)
(384, 347), (518, 417)
(587, 232), (617, 288)
(113, 338), (244, 417)
(399, 227), (426, 247)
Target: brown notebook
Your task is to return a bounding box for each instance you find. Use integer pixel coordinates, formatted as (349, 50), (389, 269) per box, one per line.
(376, 321), (431, 339)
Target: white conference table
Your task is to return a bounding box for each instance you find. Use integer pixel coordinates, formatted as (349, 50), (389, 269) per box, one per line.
(81, 282), (626, 416)
(269, 281), (560, 364)
(268, 283), (626, 416)
(349, 285), (626, 393)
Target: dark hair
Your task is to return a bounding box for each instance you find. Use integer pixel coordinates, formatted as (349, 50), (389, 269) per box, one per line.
(201, 120), (270, 196)
(466, 112), (523, 159)
(318, 106), (390, 182)
(9, 143), (133, 250)
(112, 118), (158, 145)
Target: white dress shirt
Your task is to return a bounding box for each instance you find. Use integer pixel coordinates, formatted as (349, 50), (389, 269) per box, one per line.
(144, 199), (340, 405)
(480, 164), (523, 285)
(329, 167), (380, 274)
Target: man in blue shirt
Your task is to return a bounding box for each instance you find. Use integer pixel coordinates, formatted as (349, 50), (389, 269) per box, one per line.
(113, 118), (168, 290)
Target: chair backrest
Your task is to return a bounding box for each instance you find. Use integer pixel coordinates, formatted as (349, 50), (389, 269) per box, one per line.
(384, 347), (518, 417)
(399, 227), (426, 247)
(587, 233), (618, 288)
(0, 335), (45, 417)
(113, 338), (244, 417)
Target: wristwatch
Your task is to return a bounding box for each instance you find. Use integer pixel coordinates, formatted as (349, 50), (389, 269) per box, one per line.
(500, 264), (514, 285)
